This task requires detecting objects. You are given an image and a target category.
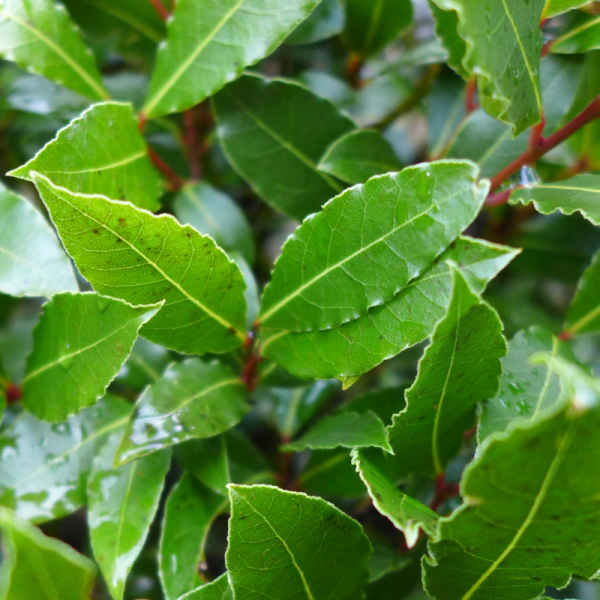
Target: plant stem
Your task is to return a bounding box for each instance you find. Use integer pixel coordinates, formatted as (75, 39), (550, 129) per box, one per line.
(183, 109), (202, 180)
(147, 146), (185, 190)
(465, 77), (478, 114)
(487, 94), (600, 196)
(346, 53), (364, 90)
(148, 0), (170, 21)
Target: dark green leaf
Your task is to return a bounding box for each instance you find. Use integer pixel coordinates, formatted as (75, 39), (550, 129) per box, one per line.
(0, 0), (109, 100)
(22, 292), (159, 422)
(142, 0), (323, 118)
(552, 12), (600, 54)
(0, 508), (96, 600)
(299, 449), (367, 497)
(318, 129), (402, 185)
(115, 358), (249, 465)
(544, 0), (589, 18)
(0, 182), (77, 298)
(0, 395), (130, 523)
(10, 102), (162, 212)
(88, 436), (171, 600)
(213, 73), (355, 220)
(286, 0), (344, 45)
(259, 161), (487, 332)
(226, 484), (371, 600)
(31, 173), (248, 355)
(565, 248), (600, 336)
(262, 237), (518, 380)
(428, 1), (468, 79)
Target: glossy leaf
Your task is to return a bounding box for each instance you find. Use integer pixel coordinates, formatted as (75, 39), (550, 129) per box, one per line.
(552, 12), (600, 54)
(510, 173), (600, 226)
(226, 484), (371, 600)
(31, 173), (248, 355)
(479, 327), (576, 440)
(286, 0), (344, 45)
(428, 1), (468, 79)
(87, 436), (170, 600)
(424, 376), (600, 600)
(343, 0), (413, 58)
(180, 574), (232, 600)
(387, 267), (505, 476)
(159, 474), (225, 600)
(259, 161), (487, 332)
(283, 410), (392, 453)
(262, 237), (518, 380)
(213, 74), (355, 220)
(173, 182), (255, 264)
(0, 395), (130, 523)
(430, 0), (545, 136)
(22, 292), (159, 422)
(544, 0), (589, 17)
(0, 0), (109, 100)
(318, 129), (402, 185)
(10, 102), (162, 212)
(175, 429), (274, 497)
(115, 358), (249, 465)
(0, 182), (77, 298)
(564, 249), (600, 337)
(352, 449), (438, 547)
(142, 0), (322, 118)
(0, 508), (96, 600)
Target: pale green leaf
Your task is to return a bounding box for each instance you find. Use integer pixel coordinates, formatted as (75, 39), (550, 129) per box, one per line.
(232, 253), (260, 329)
(116, 337), (171, 388)
(22, 292), (159, 422)
(262, 237), (518, 381)
(10, 102), (162, 212)
(343, 0), (413, 58)
(179, 574), (232, 600)
(283, 410), (392, 453)
(159, 474), (226, 600)
(88, 435), (171, 600)
(0, 508), (96, 600)
(31, 173), (248, 355)
(226, 484), (371, 600)
(286, 0), (344, 45)
(173, 182), (255, 264)
(0, 395), (130, 523)
(388, 266), (505, 476)
(479, 327), (576, 441)
(318, 129), (402, 185)
(544, 0), (589, 18)
(565, 248), (600, 336)
(142, 0), (322, 118)
(213, 73), (355, 220)
(115, 358), (249, 465)
(352, 449), (438, 548)
(0, 182), (77, 298)
(259, 161), (487, 332)
(423, 373), (600, 600)
(552, 12), (600, 54)
(0, 0), (109, 100)
(510, 174), (600, 226)
(430, 0), (545, 136)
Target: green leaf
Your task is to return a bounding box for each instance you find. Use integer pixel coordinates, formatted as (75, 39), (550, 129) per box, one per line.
(0, 182), (77, 298)
(173, 182), (255, 264)
(428, 1), (468, 79)
(543, 0), (589, 18)
(0, 395), (130, 523)
(175, 429), (275, 496)
(142, 0), (323, 118)
(479, 327), (576, 441)
(286, 0), (344, 45)
(430, 0), (545, 136)
(213, 73), (355, 220)
(352, 449), (439, 547)
(552, 12), (600, 54)
(565, 248), (600, 336)
(226, 484), (372, 600)
(299, 449), (367, 497)
(259, 161), (487, 332)
(31, 173), (248, 355)
(343, 0), (413, 58)
(9, 102), (162, 212)
(114, 358), (249, 465)
(0, 0), (109, 100)
(0, 508), (96, 600)
(159, 474), (226, 600)
(318, 129), (402, 185)
(342, 385), (408, 425)
(179, 574), (232, 600)
(387, 266), (506, 476)
(262, 237), (518, 380)
(510, 174), (600, 226)
(423, 373), (600, 600)
(22, 292), (159, 422)
(116, 337), (171, 389)
(231, 254), (260, 329)
(87, 436), (171, 600)
(283, 410), (392, 453)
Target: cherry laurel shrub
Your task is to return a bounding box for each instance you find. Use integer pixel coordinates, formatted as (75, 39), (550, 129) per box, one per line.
(1, 0), (600, 599)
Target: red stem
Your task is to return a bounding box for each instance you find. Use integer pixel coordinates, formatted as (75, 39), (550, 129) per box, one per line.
(488, 94), (600, 196)
(148, 0), (170, 21)
(430, 473), (460, 512)
(184, 109), (202, 180)
(465, 77), (478, 114)
(6, 383), (22, 403)
(147, 146), (184, 191)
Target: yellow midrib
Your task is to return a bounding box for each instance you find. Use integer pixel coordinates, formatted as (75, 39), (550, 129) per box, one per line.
(531, 336), (558, 418)
(554, 14), (600, 46)
(37, 150), (146, 176)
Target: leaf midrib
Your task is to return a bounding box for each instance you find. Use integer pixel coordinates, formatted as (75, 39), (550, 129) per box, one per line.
(37, 150), (146, 176)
